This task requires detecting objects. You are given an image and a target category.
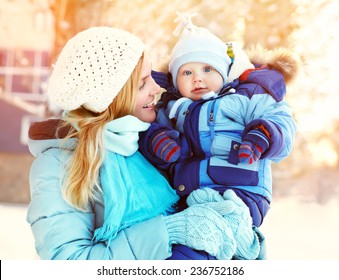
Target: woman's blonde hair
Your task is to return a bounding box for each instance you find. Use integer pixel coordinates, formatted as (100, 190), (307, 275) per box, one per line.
(61, 54), (144, 210)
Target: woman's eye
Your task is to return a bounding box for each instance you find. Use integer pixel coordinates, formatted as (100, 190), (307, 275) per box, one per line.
(139, 82), (145, 90)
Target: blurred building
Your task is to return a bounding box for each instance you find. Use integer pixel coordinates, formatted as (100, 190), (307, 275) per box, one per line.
(0, 49), (50, 152)
(0, 0), (54, 203)
(0, 0), (53, 153)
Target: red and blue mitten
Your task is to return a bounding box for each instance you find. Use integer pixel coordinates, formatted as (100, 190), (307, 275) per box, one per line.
(151, 130), (181, 163)
(238, 126), (270, 164)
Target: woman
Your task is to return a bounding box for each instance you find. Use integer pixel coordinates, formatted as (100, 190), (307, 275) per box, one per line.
(26, 26), (237, 260)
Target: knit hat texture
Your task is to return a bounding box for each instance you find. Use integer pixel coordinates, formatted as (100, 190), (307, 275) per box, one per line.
(169, 13), (231, 89)
(226, 41), (254, 83)
(48, 26), (145, 113)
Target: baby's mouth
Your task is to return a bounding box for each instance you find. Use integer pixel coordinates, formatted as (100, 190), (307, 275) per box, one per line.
(192, 87), (207, 93)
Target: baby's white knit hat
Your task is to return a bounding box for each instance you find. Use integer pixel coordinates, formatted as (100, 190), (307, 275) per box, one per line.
(226, 41), (254, 83)
(48, 26), (145, 113)
(169, 13), (232, 89)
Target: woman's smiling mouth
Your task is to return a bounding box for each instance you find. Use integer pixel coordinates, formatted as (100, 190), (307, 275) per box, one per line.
(143, 100), (155, 109)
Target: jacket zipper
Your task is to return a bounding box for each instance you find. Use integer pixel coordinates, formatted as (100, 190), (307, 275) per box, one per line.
(207, 100), (216, 140)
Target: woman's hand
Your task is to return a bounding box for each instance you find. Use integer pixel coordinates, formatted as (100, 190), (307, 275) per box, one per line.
(164, 203), (236, 259)
(187, 188), (260, 259)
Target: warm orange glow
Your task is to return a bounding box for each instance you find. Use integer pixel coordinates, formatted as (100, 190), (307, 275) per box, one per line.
(1, 0), (339, 261)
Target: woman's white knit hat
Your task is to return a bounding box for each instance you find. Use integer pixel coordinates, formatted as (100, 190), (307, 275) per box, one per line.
(169, 13), (232, 89)
(48, 26), (145, 113)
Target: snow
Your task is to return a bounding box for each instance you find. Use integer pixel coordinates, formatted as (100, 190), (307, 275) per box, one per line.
(0, 203), (37, 259)
(261, 197), (339, 259)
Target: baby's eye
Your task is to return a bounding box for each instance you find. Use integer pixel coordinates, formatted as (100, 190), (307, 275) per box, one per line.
(183, 70), (192, 76)
(203, 66), (213, 72)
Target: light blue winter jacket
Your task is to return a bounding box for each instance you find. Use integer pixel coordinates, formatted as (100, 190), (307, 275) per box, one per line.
(26, 119), (174, 260)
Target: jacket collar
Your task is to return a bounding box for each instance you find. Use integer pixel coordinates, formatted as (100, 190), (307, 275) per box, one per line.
(29, 119), (74, 140)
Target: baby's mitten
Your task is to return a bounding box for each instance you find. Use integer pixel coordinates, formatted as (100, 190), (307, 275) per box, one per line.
(151, 129), (181, 162)
(239, 128), (270, 164)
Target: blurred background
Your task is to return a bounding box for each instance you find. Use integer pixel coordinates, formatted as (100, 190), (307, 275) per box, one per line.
(0, 0), (338, 259)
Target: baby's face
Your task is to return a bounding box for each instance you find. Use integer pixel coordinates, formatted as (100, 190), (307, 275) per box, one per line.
(176, 62), (223, 101)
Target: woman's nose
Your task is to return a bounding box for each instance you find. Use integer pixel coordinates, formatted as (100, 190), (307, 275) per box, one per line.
(150, 78), (161, 95)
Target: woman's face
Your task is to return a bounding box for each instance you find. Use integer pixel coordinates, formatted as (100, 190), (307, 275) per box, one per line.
(132, 56), (160, 123)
